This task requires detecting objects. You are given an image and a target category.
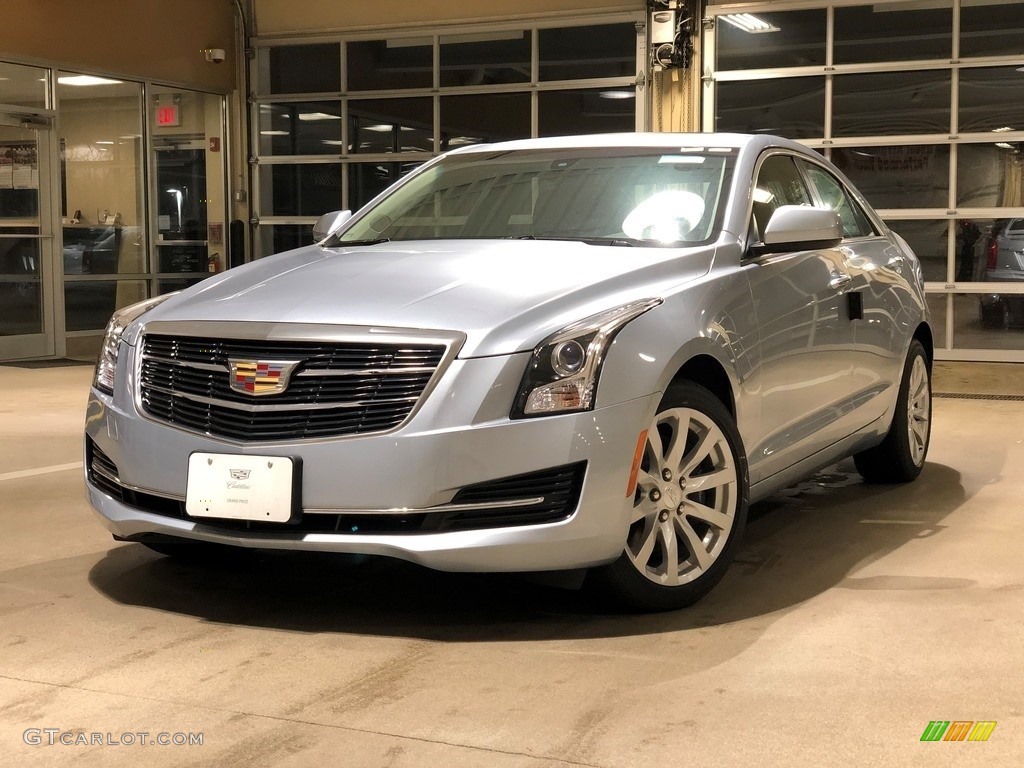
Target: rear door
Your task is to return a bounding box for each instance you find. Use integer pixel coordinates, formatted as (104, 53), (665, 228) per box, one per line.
(796, 158), (906, 426)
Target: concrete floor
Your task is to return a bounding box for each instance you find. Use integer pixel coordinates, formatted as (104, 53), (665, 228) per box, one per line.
(1, 362), (1022, 767)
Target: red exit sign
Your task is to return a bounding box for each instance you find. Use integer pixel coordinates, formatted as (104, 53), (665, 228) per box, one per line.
(156, 104), (180, 127)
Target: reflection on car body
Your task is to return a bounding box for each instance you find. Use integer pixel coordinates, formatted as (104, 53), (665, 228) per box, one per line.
(84, 133), (933, 611)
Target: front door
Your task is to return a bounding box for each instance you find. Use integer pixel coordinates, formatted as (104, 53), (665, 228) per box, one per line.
(0, 116), (55, 359)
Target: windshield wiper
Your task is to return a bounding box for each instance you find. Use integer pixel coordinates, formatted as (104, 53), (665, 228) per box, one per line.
(324, 236), (391, 247)
(506, 235), (637, 246)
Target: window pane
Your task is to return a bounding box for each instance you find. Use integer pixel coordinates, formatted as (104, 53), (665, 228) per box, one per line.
(955, 292), (1024, 349)
(64, 280), (146, 332)
(440, 32), (530, 87)
(958, 67), (1024, 133)
(834, 2), (952, 64)
(258, 224), (313, 259)
(715, 10), (826, 71)
(63, 225), (142, 275)
(886, 219), (948, 281)
(0, 62), (47, 109)
(152, 88), (224, 280)
(832, 145), (950, 210)
(960, 0), (1024, 59)
(155, 276), (206, 295)
(715, 77), (824, 138)
(539, 89), (634, 137)
(800, 161), (874, 237)
(0, 237), (42, 336)
(957, 143), (1024, 208)
(976, 217), (1024, 284)
(832, 71), (950, 137)
(262, 164), (342, 217)
(944, 217), (1001, 282)
(347, 39), (433, 91)
(258, 102), (342, 155)
(349, 98), (433, 153)
(753, 155), (811, 239)
(58, 74), (146, 276)
(348, 161), (422, 212)
(539, 25), (635, 80)
(440, 93), (530, 144)
(264, 44), (340, 94)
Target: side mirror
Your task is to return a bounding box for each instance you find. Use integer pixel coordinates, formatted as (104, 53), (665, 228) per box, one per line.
(313, 210), (353, 242)
(760, 206), (842, 252)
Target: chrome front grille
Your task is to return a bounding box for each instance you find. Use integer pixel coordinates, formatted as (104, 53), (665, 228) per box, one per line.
(139, 334), (446, 441)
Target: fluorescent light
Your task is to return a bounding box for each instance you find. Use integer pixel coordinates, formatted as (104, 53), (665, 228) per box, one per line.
(599, 90), (635, 100)
(719, 14), (779, 33)
(321, 140), (346, 146)
(993, 126), (1015, 132)
(298, 112), (341, 121)
(362, 124), (394, 132)
(95, 141), (114, 145)
(996, 142), (1016, 150)
(446, 137), (480, 147)
(260, 130), (289, 136)
(58, 75), (123, 86)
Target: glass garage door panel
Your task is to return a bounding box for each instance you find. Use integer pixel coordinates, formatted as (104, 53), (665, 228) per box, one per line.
(0, 123), (51, 357)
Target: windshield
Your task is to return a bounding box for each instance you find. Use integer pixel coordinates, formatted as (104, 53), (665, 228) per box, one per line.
(332, 147), (736, 247)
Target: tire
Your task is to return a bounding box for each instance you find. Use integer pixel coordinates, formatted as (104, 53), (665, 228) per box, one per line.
(979, 297), (1007, 329)
(590, 382), (750, 612)
(854, 340), (931, 483)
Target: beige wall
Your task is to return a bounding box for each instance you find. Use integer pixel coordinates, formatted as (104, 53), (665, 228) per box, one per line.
(255, 0), (639, 35)
(0, 0), (236, 92)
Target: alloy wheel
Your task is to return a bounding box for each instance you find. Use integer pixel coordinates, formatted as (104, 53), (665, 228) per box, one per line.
(627, 407), (739, 586)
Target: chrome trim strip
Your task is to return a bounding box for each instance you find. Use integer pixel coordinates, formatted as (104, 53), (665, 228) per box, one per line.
(142, 355), (226, 373)
(303, 496), (546, 516)
(142, 354), (438, 378)
(90, 461), (186, 502)
(294, 367), (439, 378)
(143, 383), (420, 413)
(91, 463), (545, 515)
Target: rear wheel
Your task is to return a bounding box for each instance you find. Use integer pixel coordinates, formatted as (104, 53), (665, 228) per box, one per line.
(854, 340), (931, 483)
(591, 382), (749, 612)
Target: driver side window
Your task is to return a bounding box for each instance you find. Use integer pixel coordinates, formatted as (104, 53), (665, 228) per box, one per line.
(751, 154), (812, 242)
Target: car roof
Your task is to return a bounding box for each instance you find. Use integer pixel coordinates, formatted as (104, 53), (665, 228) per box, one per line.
(452, 132), (806, 155)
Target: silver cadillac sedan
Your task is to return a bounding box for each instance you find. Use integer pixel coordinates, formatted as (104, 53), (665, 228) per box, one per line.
(85, 133), (932, 611)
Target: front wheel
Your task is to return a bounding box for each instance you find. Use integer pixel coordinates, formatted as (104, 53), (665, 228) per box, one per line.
(854, 340), (931, 483)
(590, 382), (749, 612)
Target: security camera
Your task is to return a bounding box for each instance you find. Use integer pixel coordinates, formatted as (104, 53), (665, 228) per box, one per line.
(202, 48), (226, 64)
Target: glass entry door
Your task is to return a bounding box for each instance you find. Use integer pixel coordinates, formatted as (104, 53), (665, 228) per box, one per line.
(0, 118), (54, 359)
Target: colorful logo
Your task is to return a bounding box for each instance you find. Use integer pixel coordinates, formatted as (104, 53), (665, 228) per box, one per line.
(228, 359), (300, 396)
(920, 721), (997, 742)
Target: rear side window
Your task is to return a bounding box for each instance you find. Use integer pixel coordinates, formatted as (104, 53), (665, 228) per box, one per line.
(799, 161), (875, 238)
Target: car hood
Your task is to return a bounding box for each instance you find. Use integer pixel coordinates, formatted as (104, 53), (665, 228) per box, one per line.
(138, 240), (715, 357)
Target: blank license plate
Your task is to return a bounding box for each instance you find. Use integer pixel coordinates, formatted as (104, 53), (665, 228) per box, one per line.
(186, 453), (297, 523)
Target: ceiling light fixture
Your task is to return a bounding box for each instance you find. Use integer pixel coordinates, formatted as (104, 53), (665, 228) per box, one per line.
(599, 90), (636, 100)
(298, 112), (341, 121)
(58, 75), (123, 87)
(719, 14), (780, 33)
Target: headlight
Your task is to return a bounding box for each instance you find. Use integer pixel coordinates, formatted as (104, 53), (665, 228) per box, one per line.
(93, 293), (179, 394)
(512, 298), (662, 418)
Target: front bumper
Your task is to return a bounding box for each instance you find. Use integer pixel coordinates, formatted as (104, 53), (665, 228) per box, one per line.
(85, 346), (658, 572)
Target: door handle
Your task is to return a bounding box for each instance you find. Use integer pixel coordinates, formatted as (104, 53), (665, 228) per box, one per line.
(829, 273), (852, 290)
